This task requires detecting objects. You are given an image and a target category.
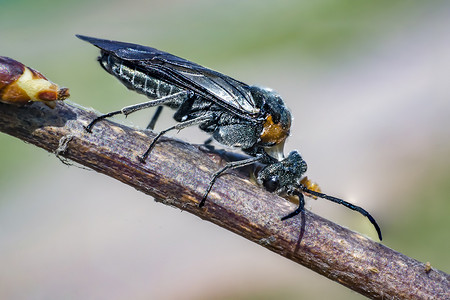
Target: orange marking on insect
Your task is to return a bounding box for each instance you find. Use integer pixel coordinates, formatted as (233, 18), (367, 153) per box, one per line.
(260, 114), (290, 145)
(278, 177), (322, 205)
(301, 176), (321, 199)
(0, 56), (69, 108)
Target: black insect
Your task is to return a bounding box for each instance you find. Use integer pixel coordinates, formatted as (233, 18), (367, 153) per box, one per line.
(77, 35), (382, 240)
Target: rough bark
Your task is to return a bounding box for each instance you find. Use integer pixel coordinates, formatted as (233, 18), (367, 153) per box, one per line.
(0, 101), (448, 299)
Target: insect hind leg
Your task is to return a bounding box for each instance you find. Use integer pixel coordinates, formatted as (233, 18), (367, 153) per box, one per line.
(85, 91), (189, 132)
(85, 109), (122, 132)
(146, 106), (164, 130)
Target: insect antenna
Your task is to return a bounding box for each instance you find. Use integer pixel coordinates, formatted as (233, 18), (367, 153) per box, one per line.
(301, 186), (382, 241)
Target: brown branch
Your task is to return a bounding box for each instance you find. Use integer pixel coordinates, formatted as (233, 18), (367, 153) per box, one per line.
(0, 101), (448, 299)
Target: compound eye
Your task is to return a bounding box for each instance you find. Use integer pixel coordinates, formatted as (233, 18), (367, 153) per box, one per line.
(263, 176), (280, 192)
(272, 112), (281, 124)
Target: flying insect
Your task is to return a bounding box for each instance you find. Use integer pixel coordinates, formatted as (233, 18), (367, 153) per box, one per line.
(77, 35), (382, 240)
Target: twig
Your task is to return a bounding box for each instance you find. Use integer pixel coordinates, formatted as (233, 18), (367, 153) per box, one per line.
(0, 101), (448, 299)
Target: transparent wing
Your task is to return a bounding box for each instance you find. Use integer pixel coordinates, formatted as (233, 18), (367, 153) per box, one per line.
(77, 35), (259, 115)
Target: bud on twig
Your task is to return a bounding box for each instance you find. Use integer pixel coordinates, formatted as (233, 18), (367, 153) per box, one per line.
(0, 56), (69, 108)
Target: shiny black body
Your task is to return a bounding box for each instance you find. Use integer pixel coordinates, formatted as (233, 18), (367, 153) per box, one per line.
(78, 35), (382, 240)
(79, 35), (290, 162)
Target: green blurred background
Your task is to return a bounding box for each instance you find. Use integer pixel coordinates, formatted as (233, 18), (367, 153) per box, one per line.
(1, 0), (449, 299)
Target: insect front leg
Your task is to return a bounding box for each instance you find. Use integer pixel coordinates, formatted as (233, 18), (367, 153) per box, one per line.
(85, 91), (189, 132)
(200, 155), (263, 207)
(281, 190), (305, 221)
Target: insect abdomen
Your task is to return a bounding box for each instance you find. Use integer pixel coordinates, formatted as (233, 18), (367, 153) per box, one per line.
(100, 54), (183, 101)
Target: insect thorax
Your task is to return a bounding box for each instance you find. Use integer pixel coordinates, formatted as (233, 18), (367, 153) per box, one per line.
(99, 53), (184, 107)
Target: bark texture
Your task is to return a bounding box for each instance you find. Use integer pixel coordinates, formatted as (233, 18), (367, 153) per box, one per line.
(0, 101), (448, 299)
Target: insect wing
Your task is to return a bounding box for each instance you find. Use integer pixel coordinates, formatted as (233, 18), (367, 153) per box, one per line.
(77, 35), (259, 116)
(147, 56), (258, 115)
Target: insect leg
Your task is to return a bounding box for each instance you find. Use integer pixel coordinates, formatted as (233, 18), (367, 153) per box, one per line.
(199, 156), (263, 207)
(85, 91), (188, 132)
(281, 191), (305, 221)
(139, 114), (214, 163)
(203, 137), (214, 145)
(146, 106), (164, 130)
